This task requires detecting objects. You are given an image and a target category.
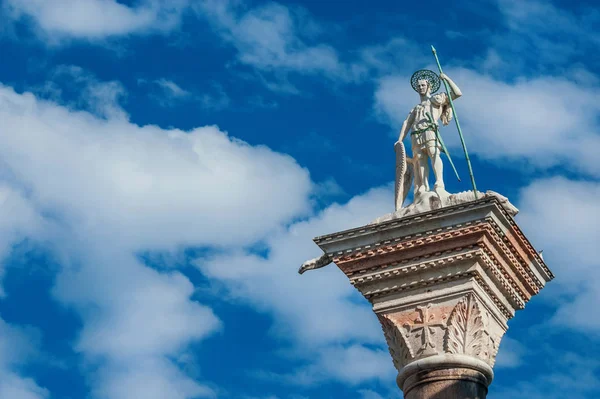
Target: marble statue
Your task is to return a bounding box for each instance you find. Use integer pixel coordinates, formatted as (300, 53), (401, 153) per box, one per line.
(381, 69), (520, 222)
(395, 70), (462, 210)
(298, 64), (522, 275)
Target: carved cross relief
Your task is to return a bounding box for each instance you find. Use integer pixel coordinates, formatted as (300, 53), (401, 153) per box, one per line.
(408, 304), (447, 355)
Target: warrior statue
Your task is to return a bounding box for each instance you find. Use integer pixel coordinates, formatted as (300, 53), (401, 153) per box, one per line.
(298, 49), (522, 275)
(394, 70), (462, 210)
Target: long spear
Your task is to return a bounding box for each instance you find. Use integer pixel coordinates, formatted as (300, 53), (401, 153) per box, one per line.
(431, 45), (478, 198)
(426, 111), (461, 182)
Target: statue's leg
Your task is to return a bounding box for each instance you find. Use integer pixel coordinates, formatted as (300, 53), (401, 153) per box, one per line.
(422, 149), (430, 191)
(413, 148), (426, 195)
(427, 143), (444, 189)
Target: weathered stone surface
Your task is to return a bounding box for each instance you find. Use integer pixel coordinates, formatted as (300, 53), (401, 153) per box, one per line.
(403, 367), (489, 399)
(306, 197), (553, 396)
(377, 293), (504, 374)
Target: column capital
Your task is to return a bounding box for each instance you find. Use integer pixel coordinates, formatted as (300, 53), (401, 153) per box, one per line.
(310, 197), (553, 395)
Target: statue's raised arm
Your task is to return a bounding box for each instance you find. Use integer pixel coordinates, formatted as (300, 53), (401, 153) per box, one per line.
(439, 73), (462, 100)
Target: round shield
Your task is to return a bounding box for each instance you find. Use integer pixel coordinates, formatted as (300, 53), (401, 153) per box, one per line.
(410, 69), (440, 93)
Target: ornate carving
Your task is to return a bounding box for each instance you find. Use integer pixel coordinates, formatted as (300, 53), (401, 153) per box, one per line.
(379, 297), (505, 371)
(477, 310), (501, 365)
(409, 304), (447, 355)
(445, 294), (487, 357)
(378, 315), (414, 371)
(489, 335), (501, 366)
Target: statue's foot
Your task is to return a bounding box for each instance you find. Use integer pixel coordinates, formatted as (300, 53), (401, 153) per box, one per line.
(434, 184), (451, 204)
(414, 185), (427, 196)
(414, 186), (429, 203)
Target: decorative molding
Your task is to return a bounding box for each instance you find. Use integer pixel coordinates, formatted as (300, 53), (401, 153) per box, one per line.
(336, 224), (534, 311)
(482, 223), (540, 294)
(334, 220), (490, 266)
(352, 246), (479, 285)
(335, 222), (546, 297)
(364, 270), (477, 299)
(352, 248), (516, 319)
(472, 274), (513, 319)
(476, 247), (525, 308)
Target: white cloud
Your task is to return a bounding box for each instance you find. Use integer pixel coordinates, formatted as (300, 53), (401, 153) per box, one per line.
(373, 74), (419, 133)
(517, 177), (600, 331)
(374, 68), (600, 177)
(301, 345), (394, 385)
(3, 0), (191, 41)
(55, 253), (220, 359)
(253, 344), (394, 388)
(196, 4), (429, 88)
(196, 1), (347, 79)
(198, 185), (397, 385)
(0, 320), (48, 399)
(489, 351), (600, 399)
(139, 79), (230, 110)
(0, 184), (47, 296)
(94, 357), (216, 399)
(154, 79), (191, 99)
(0, 84), (312, 249)
(358, 37), (429, 78)
(44, 65), (128, 119)
(496, 0), (600, 62)
(494, 336), (524, 368)
(198, 83), (231, 111)
(0, 174), (49, 398)
(0, 374), (48, 399)
(358, 390), (385, 399)
(0, 82), (315, 398)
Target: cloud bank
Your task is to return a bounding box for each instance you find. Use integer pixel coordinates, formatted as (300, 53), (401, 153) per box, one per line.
(0, 83), (314, 398)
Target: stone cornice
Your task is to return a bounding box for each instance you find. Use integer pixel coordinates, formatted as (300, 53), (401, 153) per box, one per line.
(334, 223), (541, 303)
(353, 251), (515, 320)
(314, 198), (499, 248)
(313, 198), (552, 282)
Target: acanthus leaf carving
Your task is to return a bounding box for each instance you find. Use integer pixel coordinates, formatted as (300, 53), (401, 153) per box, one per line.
(378, 315), (414, 371)
(445, 294), (487, 357)
(489, 335), (501, 366)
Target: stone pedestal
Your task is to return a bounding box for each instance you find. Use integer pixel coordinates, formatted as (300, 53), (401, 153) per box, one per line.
(309, 198), (553, 397)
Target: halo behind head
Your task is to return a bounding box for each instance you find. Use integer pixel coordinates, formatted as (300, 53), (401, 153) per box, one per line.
(411, 69), (440, 93)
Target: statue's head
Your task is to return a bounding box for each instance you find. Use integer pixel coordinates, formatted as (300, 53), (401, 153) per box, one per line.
(417, 79), (430, 95)
(410, 70), (440, 96)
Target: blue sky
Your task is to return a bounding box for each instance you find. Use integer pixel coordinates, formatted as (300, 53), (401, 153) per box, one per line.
(0, 0), (598, 398)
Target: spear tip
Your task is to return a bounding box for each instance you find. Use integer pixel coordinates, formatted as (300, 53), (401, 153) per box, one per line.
(431, 45), (437, 54)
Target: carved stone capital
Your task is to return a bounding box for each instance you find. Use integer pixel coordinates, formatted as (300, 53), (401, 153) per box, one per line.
(378, 293), (503, 376)
(308, 198), (553, 396)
